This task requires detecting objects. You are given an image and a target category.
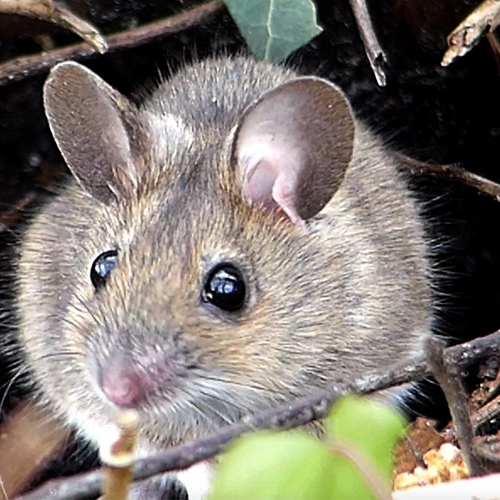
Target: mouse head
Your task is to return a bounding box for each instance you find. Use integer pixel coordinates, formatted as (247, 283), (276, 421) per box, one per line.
(21, 59), (366, 449)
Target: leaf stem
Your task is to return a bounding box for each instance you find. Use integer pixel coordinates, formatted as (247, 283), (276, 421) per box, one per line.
(329, 440), (393, 500)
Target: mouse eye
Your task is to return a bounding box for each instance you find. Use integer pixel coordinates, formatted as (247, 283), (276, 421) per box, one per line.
(202, 264), (246, 312)
(91, 250), (118, 289)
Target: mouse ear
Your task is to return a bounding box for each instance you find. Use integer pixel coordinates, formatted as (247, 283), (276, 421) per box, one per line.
(43, 61), (144, 205)
(233, 77), (355, 228)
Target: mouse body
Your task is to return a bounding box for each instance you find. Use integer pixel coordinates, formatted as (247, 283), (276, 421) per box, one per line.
(15, 56), (432, 494)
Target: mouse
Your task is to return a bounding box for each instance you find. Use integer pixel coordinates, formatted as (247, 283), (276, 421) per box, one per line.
(14, 56), (433, 498)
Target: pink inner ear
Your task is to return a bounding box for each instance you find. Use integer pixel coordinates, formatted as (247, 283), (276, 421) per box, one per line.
(245, 158), (279, 210)
(239, 138), (305, 227)
(272, 173), (303, 228)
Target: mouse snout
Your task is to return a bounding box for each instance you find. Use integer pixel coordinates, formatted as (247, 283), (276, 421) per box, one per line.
(99, 358), (149, 408)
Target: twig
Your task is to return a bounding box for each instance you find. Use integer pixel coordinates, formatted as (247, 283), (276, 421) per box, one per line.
(0, 192), (37, 233)
(0, 0), (107, 53)
(15, 329), (500, 500)
(0, 0), (224, 87)
(348, 0), (388, 86)
(428, 337), (500, 475)
(397, 153), (500, 202)
(486, 32), (500, 71)
(442, 0), (500, 67)
(403, 434), (428, 471)
(474, 435), (500, 468)
(99, 410), (139, 500)
(426, 337), (481, 476)
(445, 393), (500, 444)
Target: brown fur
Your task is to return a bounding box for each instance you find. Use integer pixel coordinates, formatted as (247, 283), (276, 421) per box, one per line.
(16, 57), (432, 455)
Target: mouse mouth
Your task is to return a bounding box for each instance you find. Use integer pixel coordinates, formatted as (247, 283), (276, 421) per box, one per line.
(79, 349), (288, 448)
(66, 365), (293, 453)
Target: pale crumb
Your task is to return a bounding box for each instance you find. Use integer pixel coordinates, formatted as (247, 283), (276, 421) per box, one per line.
(438, 442), (462, 464)
(394, 442), (468, 492)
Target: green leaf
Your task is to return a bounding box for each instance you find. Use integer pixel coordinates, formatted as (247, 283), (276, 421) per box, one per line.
(210, 431), (337, 500)
(210, 396), (407, 500)
(223, 0), (323, 62)
(325, 395), (407, 499)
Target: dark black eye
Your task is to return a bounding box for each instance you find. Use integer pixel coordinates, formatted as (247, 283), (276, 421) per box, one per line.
(202, 264), (246, 312)
(91, 250), (118, 289)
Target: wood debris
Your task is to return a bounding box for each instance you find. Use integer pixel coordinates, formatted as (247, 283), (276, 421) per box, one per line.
(394, 442), (468, 491)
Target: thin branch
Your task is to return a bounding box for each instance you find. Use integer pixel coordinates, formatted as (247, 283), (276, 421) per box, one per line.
(397, 153), (500, 202)
(100, 410), (139, 500)
(428, 337), (500, 476)
(486, 31), (500, 71)
(442, 0), (500, 67)
(0, 0), (224, 87)
(445, 389), (500, 443)
(15, 329), (500, 500)
(0, 0), (107, 53)
(348, 0), (388, 86)
(473, 435), (500, 468)
(0, 192), (36, 233)
(426, 337), (481, 476)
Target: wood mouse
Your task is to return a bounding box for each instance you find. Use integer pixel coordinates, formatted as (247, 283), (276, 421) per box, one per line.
(15, 56), (433, 498)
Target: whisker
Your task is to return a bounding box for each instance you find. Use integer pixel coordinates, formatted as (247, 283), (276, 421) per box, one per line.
(25, 351), (86, 363)
(0, 364), (29, 415)
(194, 386), (246, 415)
(175, 389), (215, 423)
(0, 469), (9, 500)
(72, 292), (104, 331)
(194, 395), (234, 425)
(198, 374), (281, 396)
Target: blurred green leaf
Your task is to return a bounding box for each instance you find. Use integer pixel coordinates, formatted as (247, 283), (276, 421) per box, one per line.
(325, 395), (407, 499)
(210, 431), (336, 500)
(210, 396), (407, 500)
(223, 0), (323, 62)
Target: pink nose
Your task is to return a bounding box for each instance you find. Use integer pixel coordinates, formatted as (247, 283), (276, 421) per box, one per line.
(99, 359), (148, 408)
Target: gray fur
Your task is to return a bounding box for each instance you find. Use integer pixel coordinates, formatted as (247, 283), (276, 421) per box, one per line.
(16, 57), (432, 457)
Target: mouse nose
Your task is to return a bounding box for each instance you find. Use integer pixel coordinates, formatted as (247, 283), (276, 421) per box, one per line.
(99, 359), (148, 408)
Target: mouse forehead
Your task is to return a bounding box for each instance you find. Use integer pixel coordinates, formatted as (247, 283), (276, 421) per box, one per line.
(105, 171), (249, 273)
(83, 129), (301, 303)
(100, 162), (295, 290)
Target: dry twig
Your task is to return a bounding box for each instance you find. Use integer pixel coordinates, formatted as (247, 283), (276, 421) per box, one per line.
(442, 0), (500, 67)
(0, 1), (387, 88)
(426, 337), (480, 476)
(99, 411), (139, 500)
(348, 0), (387, 86)
(15, 329), (500, 500)
(0, 0), (224, 87)
(445, 391), (500, 444)
(0, 0), (107, 53)
(398, 153), (500, 202)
